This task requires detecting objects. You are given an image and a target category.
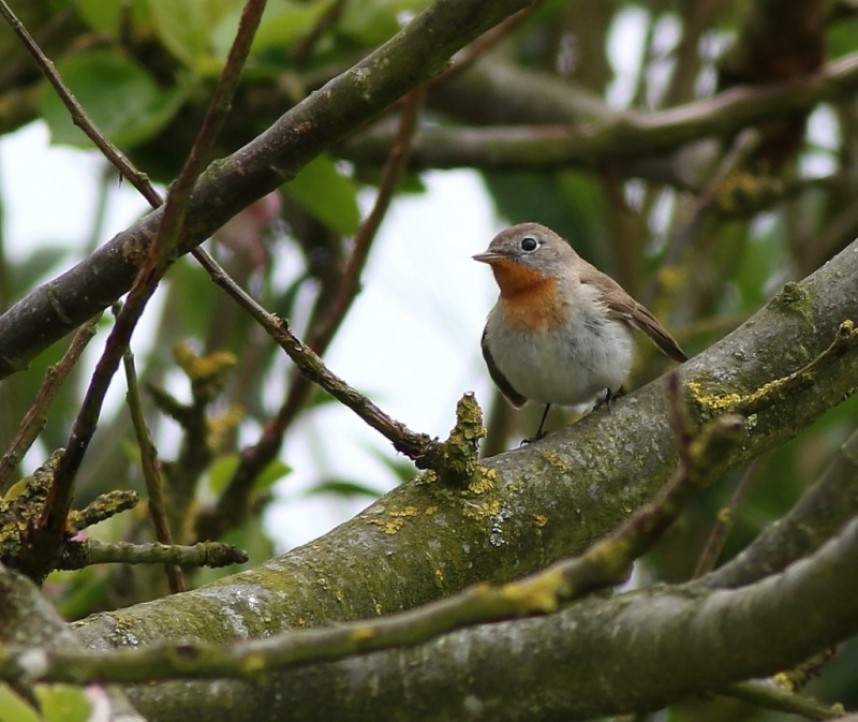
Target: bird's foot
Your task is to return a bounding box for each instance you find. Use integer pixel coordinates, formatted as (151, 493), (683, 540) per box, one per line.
(519, 431), (547, 446)
(599, 386), (625, 412)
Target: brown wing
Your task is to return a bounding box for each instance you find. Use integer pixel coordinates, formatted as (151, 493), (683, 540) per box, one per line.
(481, 327), (527, 407)
(581, 273), (688, 363)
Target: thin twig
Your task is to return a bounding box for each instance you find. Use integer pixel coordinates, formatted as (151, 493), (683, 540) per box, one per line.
(57, 539), (248, 570)
(0, 316), (101, 494)
(16, 0), (267, 581)
(725, 680), (844, 720)
(289, 0), (346, 64)
(663, 128), (763, 268)
(308, 85), (427, 354)
(192, 251), (440, 465)
(202, 84), (429, 535)
(0, 0), (161, 207)
(0, 388), (748, 684)
(693, 453), (770, 578)
(433, 2), (542, 84)
(123, 349), (186, 593)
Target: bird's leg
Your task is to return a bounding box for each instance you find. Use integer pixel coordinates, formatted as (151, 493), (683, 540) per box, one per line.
(523, 403), (552, 444)
(600, 386), (625, 412)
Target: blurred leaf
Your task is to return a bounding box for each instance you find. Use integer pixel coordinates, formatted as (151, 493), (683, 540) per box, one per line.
(733, 219), (788, 309)
(304, 478), (383, 499)
(245, 0), (338, 55)
(34, 686), (91, 722)
(254, 458), (292, 491)
(50, 567), (112, 622)
(828, 18), (858, 59)
(207, 454), (289, 495)
(146, 0), (238, 70)
(72, 0), (149, 35)
(208, 453), (240, 494)
(5, 246), (71, 299)
(484, 171), (609, 262)
(340, 0), (428, 45)
(368, 446), (416, 484)
(0, 684), (40, 722)
(284, 155), (360, 235)
(41, 51), (185, 149)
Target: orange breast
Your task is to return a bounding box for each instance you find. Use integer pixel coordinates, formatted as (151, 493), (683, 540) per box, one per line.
(489, 260), (569, 331)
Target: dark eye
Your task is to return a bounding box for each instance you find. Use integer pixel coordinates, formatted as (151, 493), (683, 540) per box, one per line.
(520, 236), (539, 252)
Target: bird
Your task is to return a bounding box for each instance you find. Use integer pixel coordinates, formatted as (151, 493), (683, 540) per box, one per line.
(474, 222), (687, 441)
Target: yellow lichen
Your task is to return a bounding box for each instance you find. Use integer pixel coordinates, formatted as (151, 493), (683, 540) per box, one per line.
(538, 449), (569, 473)
(501, 570), (564, 614)
(351, 626), (376, 642)
(532, 514), (548, 528)
(468, 467), (497, 495)
(174, 343), (237, 382)
(686, 381), (744, 415)
(462, 497), (501, 521)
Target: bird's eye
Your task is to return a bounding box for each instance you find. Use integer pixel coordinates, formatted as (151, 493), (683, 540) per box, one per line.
(520, 236), (539, 252)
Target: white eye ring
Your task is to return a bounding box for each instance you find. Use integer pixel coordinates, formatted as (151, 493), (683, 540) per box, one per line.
(520, 236), (539, 252)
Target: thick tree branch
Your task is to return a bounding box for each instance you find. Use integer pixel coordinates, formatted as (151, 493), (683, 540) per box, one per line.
(0, 0), (535, 379)
(704, 423), (858, 589)
(343, 52), (858, 172)
(0, 563), (144, 722)
(56, 514), (858, 721)
(67, 237), (858, 720)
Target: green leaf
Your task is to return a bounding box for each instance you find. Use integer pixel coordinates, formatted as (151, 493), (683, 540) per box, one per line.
(340, 0), (429, 45)
(242, 0), (338, 56)
(208, 453), (240, 495)
(146, 0), (224, 69)
(284, 155), (360, 235)
(34, 686), (91, 722)
(41, 51), (185, 149)
(72, 0), (149, 35)
(304, 478), (383, 499)
(254, 459), (292, 492)
(0, 684), (41, 722)
(207, 454), (290, 495)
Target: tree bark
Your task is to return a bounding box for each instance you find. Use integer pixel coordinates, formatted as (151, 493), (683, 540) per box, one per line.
(70, 236), (858, 721)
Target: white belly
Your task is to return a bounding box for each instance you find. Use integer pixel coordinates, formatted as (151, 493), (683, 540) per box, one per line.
(485, 310), (635, 408)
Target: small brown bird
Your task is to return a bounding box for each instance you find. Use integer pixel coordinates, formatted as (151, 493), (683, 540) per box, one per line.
(474, 222), (687, 440)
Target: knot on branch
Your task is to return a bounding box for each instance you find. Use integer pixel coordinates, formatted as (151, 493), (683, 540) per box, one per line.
(0, 450), (139, 575)
(418, 393), (486, 487)
(687, 319), (858, 419)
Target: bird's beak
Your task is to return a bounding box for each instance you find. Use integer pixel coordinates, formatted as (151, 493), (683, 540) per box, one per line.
(472, 250), (504, 264)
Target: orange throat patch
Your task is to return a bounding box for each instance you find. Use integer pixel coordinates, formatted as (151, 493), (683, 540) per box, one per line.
(489, 260), (568, 331)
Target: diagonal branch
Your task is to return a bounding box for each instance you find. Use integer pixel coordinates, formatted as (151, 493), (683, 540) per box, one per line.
(63, 236), (858, 721)
(19, 0), (267, 582)
(0, 0), (536, 379)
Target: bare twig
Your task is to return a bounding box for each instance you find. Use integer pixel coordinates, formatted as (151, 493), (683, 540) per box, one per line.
(0, 316), (100, 494)
(435, 2), (542, 84)
(201, 84), (429, 536)
(725, 680), (843, 720)
(693, 453), (770, 578)
(0, 388), (748, 683)
(191, 252), (441, 466)
(57, 539), (248, 570)
(123, 349), (186, 593)
(15, 0), (267, 581)
(0, 0), (161, 207)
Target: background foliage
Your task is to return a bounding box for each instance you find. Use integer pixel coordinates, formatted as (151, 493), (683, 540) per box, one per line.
(1, 1), (857, 720)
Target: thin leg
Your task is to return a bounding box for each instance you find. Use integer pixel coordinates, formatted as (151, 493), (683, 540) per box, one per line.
(520, 404), (552, 445)
(602, 386), (625, 411)
(534, 403), (552, 440)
